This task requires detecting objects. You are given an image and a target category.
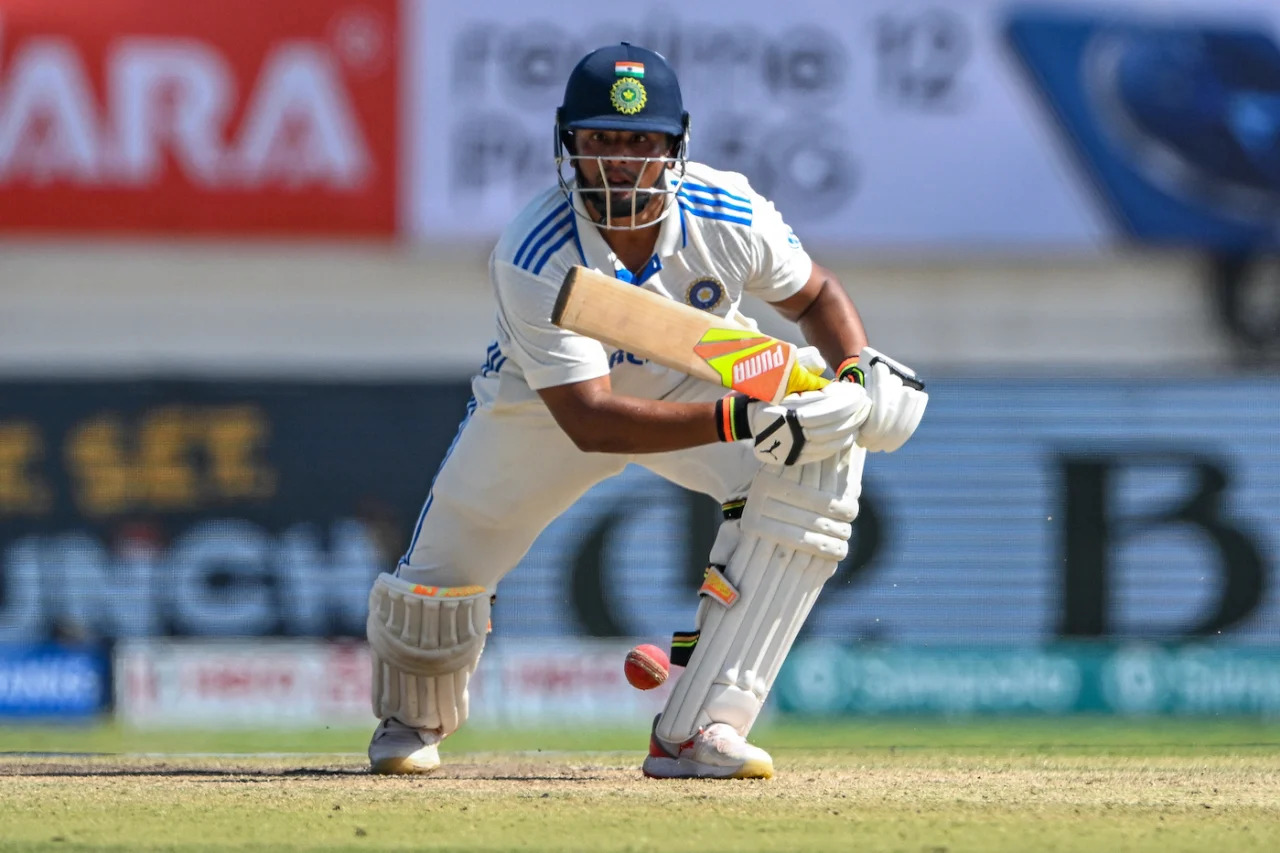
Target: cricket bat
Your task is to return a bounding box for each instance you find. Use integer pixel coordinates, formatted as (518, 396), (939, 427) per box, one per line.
(551, 266), (828, 404)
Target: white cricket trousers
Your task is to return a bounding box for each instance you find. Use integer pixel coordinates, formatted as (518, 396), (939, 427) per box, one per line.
(397, 390), (760, 590)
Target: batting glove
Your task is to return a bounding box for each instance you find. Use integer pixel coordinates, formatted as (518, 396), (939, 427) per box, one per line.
(716, 381), (872, 466)
(854, 346), (928, 452)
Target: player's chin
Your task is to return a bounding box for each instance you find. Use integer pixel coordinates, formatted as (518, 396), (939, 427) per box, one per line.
(594, 195), (642, 220)
(605, 190), (639, 206)
(619, 189), (669, 210)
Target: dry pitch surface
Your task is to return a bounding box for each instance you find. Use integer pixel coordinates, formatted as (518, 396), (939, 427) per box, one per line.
(1, 721), (1278, 852)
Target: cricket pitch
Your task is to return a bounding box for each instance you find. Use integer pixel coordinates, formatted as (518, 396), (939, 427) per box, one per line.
(1, 720), (1278, 852)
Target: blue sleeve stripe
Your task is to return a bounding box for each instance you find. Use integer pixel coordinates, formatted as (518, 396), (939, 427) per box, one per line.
(518, 215), (573, 272)
(512, 202), (571, 268)
(531, 229), (577, 274)
(682, 204), (752, 227)
(677, 189), (753, 215)
(681, 181), (751, 204)
(570, 216), (587, 264)
(480, 340), (507, 376)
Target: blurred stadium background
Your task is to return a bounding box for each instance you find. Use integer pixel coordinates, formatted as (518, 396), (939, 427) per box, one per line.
(1, 0), (1278, 744)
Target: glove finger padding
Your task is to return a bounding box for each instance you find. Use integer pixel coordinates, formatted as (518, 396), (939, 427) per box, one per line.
(786, 385), (872, 430)
(790, 431), (856, 467)
(747, 382), (870, 466)
(856, 349), (928, 453)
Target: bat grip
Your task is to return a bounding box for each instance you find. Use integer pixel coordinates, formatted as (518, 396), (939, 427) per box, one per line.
(783, 363), (830, 397)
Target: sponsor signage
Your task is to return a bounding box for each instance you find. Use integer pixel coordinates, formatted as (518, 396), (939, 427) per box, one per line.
(4, 0), (1277, 248)
(115, 639), (374, 727)
(468, 638), (673, 728)
(405, 0), (1280, 252)
(0, 0), (399, 235)
(775, 642), (1280, 717)
(0, 379), (474, 643)
(482, 376), (1280, 646)
(114, 638), (669, 728)
(409, 0), (1075, 250)
(0, 645), (109, 718)
(1005, 3), (1280, 252)
(1, 377), (1277, 645)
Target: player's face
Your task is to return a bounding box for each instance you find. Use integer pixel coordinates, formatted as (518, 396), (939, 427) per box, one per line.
(572, 129), (673, 223)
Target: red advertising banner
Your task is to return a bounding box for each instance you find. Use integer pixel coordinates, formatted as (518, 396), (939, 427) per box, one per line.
(0, 0), (398, 235)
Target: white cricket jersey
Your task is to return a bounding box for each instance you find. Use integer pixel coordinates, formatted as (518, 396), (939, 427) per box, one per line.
(476, 161), (814, 406)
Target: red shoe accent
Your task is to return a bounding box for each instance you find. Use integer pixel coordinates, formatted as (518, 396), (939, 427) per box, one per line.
(649, 732), (696, 758)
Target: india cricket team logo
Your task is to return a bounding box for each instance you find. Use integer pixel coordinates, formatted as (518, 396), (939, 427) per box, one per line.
(610, 77), (647, 114)
(611, 60), (647, 115)
(692, 327), (791, 402)
(686, 277), (724, 311)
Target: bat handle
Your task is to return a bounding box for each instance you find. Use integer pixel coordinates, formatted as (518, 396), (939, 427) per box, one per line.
(783, 363), (830, 397)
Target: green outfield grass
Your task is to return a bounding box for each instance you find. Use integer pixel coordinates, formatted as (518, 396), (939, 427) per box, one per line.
(1, 718), (1278, 852)
(2, 715), (1279, 755)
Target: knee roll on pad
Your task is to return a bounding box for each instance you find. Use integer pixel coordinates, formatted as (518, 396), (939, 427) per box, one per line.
(366, 573), (491, 735)
(657, 447), (866, 745)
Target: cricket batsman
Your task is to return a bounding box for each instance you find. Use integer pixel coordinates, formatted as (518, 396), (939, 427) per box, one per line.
(365, 42), (928, 778)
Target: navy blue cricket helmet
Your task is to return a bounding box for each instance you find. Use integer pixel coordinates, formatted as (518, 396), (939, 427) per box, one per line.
(557, 42), (689, 137)
(554, 43), (691, 229)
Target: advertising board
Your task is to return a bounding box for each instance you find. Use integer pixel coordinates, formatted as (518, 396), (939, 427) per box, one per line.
(0, 0), (399, 235)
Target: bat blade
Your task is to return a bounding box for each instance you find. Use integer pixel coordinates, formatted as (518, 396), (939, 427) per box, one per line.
(552, 266), (827, 403)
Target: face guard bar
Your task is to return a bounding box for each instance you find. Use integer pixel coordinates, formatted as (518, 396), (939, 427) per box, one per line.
(554, 129), (690, 231)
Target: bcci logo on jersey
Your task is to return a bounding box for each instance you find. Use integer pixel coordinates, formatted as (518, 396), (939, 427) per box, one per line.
(686, 277), (724, 311)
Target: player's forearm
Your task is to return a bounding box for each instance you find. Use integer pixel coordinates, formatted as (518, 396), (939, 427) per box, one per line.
(550, 395), (720, 454)
(794, 277), (869, 368)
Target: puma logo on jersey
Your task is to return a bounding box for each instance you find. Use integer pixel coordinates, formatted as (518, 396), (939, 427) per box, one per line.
(731, 345), (784, 385)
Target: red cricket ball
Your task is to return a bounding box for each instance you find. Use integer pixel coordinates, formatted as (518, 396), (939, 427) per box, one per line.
(624, 643), (670, 690)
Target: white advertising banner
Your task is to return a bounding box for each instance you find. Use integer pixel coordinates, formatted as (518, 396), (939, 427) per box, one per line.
(114, 638), (672, 729)
(404, 0), (1280, 254)
(115, 640), (376, 728)
(465, 638), (674, 729)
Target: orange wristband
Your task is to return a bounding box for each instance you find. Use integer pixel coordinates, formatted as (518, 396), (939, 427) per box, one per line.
(714, 393), (752, 442)
(836, 356), (864, 385)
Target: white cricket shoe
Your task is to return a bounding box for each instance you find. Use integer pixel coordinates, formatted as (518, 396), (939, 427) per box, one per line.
(368, 718), (443, 775)
(642, 717), (774, 780)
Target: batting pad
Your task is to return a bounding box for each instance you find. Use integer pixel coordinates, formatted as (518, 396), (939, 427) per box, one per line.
(656, 447), (866, 744)
(366, 573), (490, 735)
